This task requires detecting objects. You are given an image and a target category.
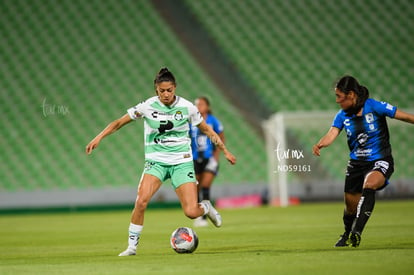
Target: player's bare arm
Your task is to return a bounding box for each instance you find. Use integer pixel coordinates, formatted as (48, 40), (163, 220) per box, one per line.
(213, 132), (225, 160)
(312, 126), (341, 156)
(197, 121), (236, 165)
(394, 109), (414, 124)
(86, 114), (133, 154)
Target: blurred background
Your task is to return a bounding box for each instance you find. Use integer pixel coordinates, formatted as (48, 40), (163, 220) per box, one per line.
(1, 0), (413, 211)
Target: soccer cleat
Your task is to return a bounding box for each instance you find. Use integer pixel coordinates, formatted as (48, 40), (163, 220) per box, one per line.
(202, 200), (222, 227)
(118, 247), (136, 256)
(349, 232), (361, 248)
(194, 216), (209, 227)
(334, 232), (350, 247)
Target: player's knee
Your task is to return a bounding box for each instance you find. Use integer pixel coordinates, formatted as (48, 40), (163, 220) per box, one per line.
(183, 206), (200, 219)
(363, 180), (382, 190)
(134, 198), (149, 211)
(364, 171), (386, 190)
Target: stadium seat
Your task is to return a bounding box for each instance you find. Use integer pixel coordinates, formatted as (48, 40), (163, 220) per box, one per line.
(1, 0), (266, 193)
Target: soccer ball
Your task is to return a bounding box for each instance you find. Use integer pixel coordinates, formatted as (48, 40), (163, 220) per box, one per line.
(170, 227), (199, 253)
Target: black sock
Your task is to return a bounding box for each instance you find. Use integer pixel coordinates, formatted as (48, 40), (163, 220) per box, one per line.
(202, 187), (210, 201)
(352, 188), (376, 234)
(343, 211), (356, 235)
(197, 190), (201, 203)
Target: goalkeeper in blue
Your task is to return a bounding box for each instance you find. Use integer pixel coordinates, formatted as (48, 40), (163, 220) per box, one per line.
(86, 68), (236, 256)
(313, 75), (414, 247)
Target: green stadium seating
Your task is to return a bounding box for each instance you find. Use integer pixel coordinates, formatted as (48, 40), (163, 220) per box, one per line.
(185, 0), (414, 180)
(185, 0), (413, 110)
(0, 0), (267, 193)
(1, 0), (413, 197)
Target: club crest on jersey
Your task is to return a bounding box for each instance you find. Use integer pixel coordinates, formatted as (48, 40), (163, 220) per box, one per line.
(365, 113), (374, 123)
(174, 111), (184, 120)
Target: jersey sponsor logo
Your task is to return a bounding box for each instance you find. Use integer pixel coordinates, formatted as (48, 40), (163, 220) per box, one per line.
(158, 120), (174, 133)
(134, 110), (142, 118)
(374, 160), (389, 174)
(152, 110), (187, 121)
(154, 138), (175, 144)
(357, 133), (368, 146)
(344, 118), (351, 127)
(381, 101), (394, 111)
(356, 196), (364, 218)
(386, 103), (394, 111)
(151, 111), (168, 119)
(355, 148), (372, 157)
(144, 161), (155, 171)
(365, 113), (374, 123)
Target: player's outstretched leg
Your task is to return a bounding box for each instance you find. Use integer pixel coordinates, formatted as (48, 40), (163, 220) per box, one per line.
(194, 187), (211, 227)
(201, 200), (222, 227)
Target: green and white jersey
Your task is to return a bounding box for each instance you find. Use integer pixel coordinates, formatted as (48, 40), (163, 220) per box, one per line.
(127, 96), (203, 165)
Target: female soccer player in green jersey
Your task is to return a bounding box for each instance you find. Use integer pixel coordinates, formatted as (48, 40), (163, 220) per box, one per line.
(86, 68), (236, 256)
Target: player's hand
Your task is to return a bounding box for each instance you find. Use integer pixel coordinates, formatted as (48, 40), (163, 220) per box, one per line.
(86, 138), (100, 155)
(224, 150), (236, 165)
(312, 144), (322, 156)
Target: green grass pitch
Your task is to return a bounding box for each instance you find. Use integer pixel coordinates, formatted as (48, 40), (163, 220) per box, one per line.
(1, 200), (414, 274)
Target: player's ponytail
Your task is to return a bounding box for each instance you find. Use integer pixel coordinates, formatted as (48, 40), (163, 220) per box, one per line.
(154, 67), (177, 85)
(336, 75), (369, 115)
(358, 85), (369, 103)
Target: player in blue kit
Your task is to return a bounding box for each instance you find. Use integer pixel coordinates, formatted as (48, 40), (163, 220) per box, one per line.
(190, 96), (225, 227)
(313, 76), (414, 247)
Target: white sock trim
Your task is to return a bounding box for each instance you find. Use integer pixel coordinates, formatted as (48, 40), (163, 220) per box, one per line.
(129, 223), (143, 234)
(199, 202), (209, 216)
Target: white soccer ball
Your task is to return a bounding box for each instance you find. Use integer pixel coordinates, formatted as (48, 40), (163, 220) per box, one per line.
(170, 227), (199, 253)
